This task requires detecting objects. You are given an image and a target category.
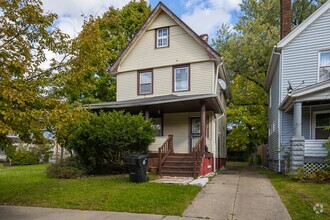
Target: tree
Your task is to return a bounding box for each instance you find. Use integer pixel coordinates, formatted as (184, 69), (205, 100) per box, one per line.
(213, 0), (324, 153)
(0, 0), (70, 146)
(57, 0), (152, 104)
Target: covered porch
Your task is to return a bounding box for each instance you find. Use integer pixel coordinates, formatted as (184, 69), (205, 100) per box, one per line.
(86, 94), (226, 177)
(279, 81), (330, 170)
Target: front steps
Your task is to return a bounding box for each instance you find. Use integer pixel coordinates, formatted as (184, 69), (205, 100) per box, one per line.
(161, 153), (201, 177)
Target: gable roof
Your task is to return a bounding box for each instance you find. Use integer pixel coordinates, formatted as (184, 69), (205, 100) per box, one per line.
(109, 2), (222, 75)
(264, 0), (330, 91)
(277, 0), (330, 48)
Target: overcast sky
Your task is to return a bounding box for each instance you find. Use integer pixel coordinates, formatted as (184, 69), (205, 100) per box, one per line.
(41, 0), (241, 39)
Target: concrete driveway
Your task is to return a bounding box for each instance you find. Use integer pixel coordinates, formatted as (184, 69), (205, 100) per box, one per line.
(183, 165), (291, 220)
(0, 166), (291, 220)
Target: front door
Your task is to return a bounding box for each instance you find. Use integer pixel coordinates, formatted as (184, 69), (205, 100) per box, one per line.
(190, 117), (201, 152)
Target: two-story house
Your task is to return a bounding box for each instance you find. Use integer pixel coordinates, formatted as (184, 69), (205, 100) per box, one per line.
(87, 2), (231, 177)
(265, 0), (330, 172)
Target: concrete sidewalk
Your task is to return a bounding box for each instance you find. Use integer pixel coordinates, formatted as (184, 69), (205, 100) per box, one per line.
(183, 166), (291, 220)
(0, 166), (291, 220)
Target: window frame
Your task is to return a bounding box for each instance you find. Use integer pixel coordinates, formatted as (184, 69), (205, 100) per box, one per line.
(137, 69), (153, 95)
(312, 110), (330, 139)
(172, 64), (190, 92)
(318, 50), (330, 82)
(155, 27), (169, 48)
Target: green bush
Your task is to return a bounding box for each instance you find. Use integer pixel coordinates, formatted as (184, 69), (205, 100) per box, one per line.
(11, 147), (38, 165)
(31, 145), (53, 163)
(60, 111), (155, 174)
(4, 145), (16, 160)
(46, 157), (86, 179)
(288, 167), (330, 183)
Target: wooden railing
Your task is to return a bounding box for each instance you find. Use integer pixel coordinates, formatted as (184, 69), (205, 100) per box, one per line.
(158, 135), (173, 177)
(192, 136), (204, 178)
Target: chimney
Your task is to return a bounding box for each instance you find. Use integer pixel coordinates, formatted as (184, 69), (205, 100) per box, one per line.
(199, 34), (209, 42)
(280, 0), (291, 39)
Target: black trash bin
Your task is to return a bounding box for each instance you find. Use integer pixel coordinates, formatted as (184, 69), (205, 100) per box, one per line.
(126, 155), (148, 183)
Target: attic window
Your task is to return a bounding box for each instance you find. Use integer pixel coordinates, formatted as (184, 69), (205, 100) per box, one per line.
(319, 51), (330, 82)
(156, 27), (169, 48)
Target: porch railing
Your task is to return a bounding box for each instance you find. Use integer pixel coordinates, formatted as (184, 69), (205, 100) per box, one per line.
(192, 136), (204, 178)
(158, 135), (173, 177)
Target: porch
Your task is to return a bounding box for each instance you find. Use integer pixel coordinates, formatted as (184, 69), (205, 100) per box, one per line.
(85, 94), (226, 177)
(279, 81), (330, 170)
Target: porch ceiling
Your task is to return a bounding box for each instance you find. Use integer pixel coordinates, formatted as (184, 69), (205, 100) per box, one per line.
(84, 94), (224, 114)
(279, 80), (330, 112)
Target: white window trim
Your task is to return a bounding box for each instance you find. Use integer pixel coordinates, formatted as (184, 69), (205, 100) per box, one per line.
(311, 110), (330, 139)
(139, 71), (152, 95)
(174, 66), (189, 92)
(318, 50), (330, 83)
(156, 27), (169, 48)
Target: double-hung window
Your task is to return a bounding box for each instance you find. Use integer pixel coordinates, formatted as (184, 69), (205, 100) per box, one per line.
(156, 27), (169, 48)
(319, 51), (330, 82)
(138, 70), (153, 95)
(173, 65), (190, 92)
(313, 111), (330, 139)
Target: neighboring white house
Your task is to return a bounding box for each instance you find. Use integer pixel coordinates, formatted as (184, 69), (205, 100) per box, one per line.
(86, 2), (231, 177)
(265, 0), (330, 172)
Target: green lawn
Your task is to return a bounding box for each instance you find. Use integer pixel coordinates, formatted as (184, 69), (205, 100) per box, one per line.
(0, 164), (201, 215)
(259, 168), (330, 220)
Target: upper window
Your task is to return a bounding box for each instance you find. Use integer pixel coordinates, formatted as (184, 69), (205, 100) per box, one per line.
(319, 51), (330, 82)
(156, 27), (169, 48)
(314, 111), (330, 139)
(173, 65), (190, 92)
(138, 70), (153, 95)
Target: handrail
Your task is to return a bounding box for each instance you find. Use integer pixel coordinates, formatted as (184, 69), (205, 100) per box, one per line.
(192, 137), (203, 178)
(158, 135), (173, 177)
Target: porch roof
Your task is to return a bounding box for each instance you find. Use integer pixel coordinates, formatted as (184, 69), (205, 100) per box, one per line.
(84, 93), (225, 114)
(279, 80), (330, 112)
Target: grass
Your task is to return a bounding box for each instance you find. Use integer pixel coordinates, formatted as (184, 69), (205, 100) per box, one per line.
(0, 164), (201, 215)
(259, 168), (330, 220)
(226, 161), (249, 166)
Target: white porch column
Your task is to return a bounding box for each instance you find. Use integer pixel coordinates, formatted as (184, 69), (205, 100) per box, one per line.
(290, 101), (305, 171)
(293, 101), (302, 137)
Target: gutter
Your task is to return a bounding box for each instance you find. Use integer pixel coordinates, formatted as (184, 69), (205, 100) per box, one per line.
(264, 46), (281, 91)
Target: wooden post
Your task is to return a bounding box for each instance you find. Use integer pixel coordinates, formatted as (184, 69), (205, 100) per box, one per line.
(145, 110), (150, 120)
(201, 102), (206, 154)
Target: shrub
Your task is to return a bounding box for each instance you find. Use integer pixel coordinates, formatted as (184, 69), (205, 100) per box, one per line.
(61, 111), (155, 174)
(46, 157), (86, 179)
(288, 167), (330, 183)
(4, 145), (16, 160)
(31, 145), (53, 163)
(11, 147), (38, 165)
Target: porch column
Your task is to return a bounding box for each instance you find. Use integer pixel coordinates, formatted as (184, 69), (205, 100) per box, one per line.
(144, 110), (150, 120)
(293, 101), (302, 137)
(201, 102), (206, 154)
(290, 101), (305, 171)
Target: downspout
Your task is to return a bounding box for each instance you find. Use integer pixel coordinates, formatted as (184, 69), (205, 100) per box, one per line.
(214, 58), (225, 172)
(214, 113), (225, 172)
(214, 58), (224, 93)
(273, 45), (282, 172)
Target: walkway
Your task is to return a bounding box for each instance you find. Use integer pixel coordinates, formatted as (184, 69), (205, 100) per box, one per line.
(0, 166), (291, 220)
(183, 165), (291, 220)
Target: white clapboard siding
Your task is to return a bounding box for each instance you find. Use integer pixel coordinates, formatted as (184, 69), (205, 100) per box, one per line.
(116, 61), (213, 101)
(281, 8), (330, 100)
(118, 11), (211, 73)
(305, 140), (328, 157)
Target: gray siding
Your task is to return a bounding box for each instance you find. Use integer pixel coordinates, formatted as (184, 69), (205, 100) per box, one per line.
(268, 64), (280, 162)
(282, 8), (330, 100)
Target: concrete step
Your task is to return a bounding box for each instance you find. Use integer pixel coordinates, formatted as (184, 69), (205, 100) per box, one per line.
(162, 170), (198, 177)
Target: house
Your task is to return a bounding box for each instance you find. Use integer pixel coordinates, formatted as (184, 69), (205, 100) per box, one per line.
(86, 2), (231, 177)
(265, 0), (330, 172)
